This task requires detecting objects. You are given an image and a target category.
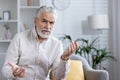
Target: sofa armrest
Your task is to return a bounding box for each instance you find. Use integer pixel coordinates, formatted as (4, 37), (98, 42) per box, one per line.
(70, 54), (109, 80)
(84, 69), (109, 80)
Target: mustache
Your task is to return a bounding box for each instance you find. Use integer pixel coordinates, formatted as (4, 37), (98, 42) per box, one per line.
(41, 29), (51, 32)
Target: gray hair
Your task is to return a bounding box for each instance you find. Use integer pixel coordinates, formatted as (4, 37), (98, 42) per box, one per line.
(36, 5), (57, 19)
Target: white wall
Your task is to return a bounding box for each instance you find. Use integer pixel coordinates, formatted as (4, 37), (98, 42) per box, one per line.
(53, 0), (109, 49)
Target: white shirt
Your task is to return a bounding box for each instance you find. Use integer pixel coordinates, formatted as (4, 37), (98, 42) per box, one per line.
(2, 27), (69, 80)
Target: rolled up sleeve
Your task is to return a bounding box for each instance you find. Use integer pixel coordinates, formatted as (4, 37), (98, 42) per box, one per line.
(51, 42), (70, 80)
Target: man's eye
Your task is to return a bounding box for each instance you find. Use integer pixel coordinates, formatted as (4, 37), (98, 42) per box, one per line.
(42, 20), (47, 23)
(50, 22), (54, 25)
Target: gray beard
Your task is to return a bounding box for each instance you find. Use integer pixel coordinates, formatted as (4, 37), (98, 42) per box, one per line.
(37, 29), (51, 39)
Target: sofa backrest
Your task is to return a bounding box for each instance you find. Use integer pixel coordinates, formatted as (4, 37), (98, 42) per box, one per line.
(70, 54), (92, 70)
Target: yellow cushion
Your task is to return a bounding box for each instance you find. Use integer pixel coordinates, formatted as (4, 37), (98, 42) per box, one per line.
(51, 60), (85, 80)
(66, 60), (85, 80)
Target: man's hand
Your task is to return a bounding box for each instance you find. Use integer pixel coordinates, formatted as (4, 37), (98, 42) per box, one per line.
(8, 61), (25, 77)
(61, 42), (79, 61)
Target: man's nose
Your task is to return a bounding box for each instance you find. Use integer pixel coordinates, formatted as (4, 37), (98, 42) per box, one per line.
(46, 22), (51, 28)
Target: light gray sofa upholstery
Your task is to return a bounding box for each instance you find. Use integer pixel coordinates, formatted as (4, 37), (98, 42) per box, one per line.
(70, 54), (109, 80)
(0, 53), (109, 80)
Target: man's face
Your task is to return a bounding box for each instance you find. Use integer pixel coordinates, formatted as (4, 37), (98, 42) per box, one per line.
(34, 12), (56, 38)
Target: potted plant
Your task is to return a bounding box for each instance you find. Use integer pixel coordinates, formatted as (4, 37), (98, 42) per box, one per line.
(4, 23), (12, 40)
(60, 34), (117, 69)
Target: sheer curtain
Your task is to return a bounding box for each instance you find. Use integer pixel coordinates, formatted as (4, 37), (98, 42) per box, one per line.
(109, 0), (120, 80)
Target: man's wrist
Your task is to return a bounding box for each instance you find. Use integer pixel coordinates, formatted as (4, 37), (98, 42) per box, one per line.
(61, 55), (69, 61)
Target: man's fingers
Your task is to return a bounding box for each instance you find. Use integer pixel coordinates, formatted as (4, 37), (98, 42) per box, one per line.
(8, 61), (25, 77)
(13, 68), (19, 77)
(20, 71), (25, 77)
(69, 42), (79, 54)
(17, 67), (25, 75)
(8, 61), (19, 69)
(71, 42), (75, 49)
(63, 42), (79, 55)
(8, 61), (15, 69)
(70, 42), (74, 53)
(13, 67), (25, 77)
(21, 72), (25, 77)
(75, 42), (79, 49)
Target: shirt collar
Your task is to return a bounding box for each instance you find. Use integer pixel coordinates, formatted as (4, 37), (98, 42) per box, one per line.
(32, 26), (38, 39)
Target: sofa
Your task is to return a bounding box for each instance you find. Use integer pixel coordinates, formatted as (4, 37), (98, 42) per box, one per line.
(0, 53), (109, 80)
(70, 54), (109, 80)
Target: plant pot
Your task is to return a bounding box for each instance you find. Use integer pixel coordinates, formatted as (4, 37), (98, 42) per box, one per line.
(5, 29), (12, 40)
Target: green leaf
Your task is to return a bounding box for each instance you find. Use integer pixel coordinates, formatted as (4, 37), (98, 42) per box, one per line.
(59, 34), (117, 69)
